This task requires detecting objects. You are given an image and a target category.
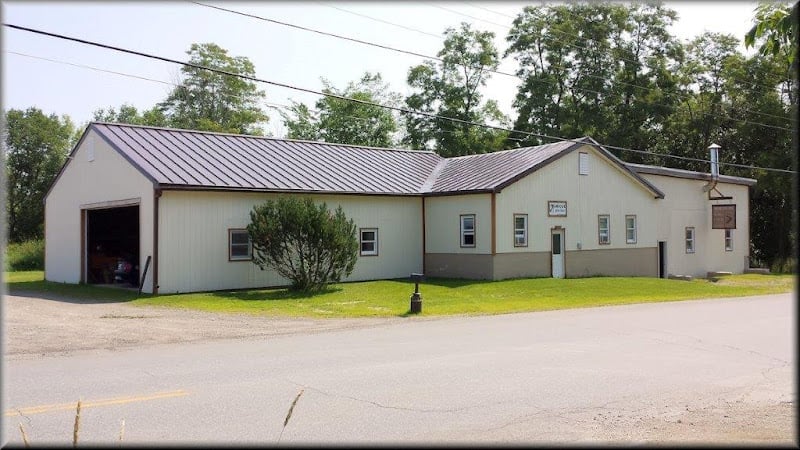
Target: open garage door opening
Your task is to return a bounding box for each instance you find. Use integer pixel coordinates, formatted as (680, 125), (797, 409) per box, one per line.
(85, 205), (140, 287)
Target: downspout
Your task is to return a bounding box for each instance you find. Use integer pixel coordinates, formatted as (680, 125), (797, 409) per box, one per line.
(421, 195), (426, 274)
(153, 188), (161, 295)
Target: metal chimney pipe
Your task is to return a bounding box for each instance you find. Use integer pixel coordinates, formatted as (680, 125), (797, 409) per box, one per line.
(709, 143), (720, 180)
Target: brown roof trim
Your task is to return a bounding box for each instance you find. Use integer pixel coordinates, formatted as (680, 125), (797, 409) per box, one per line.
(158, 184), (425, 197)
(492, 140), (587, 193)
(491, 137), (665, 199)
(626, 163), (757, 186)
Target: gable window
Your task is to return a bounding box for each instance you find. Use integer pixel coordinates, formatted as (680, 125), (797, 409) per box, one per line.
(685, 227), (695, 253)
(579, 152), (589, 175)
(360, 228), (378, 256)
(724, 229), (733, 251)
(625, 215), (637, 244)
(598, 215), (610, 245)
(513, 214), (528, 247)
(229, 229), (252, 261)
(460, 214), (476, 248)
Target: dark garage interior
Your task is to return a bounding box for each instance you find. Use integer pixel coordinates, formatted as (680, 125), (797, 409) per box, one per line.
(86, 205), (140, 286)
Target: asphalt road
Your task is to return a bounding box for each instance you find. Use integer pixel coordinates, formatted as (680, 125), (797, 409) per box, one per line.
(3, 294), (795, 444)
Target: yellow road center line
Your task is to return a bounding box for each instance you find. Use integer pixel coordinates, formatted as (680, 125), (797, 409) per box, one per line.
(5, 390), (189, 416)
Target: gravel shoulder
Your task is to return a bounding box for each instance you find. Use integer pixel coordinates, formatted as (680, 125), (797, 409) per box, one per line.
(3, 292), (409, 359)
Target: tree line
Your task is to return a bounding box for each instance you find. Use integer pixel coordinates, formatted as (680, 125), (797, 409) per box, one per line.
(4, 2), (797, 271)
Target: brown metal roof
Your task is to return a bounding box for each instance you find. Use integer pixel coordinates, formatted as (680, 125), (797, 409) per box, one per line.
(92, 122), (442, 195)
(84, 123), (667, 198)
(428, 140), (580, 193)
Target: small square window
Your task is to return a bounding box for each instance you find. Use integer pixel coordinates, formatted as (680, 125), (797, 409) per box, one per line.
(625, 215), (637, 244)
(598, 215), (610, 245)
(360, 228), (378, 256)
(685, 227), (695, 254)
(229, 229), (252, 261)
(514, 214), (528, 247)
(724, 229), (733, 251)
(460, 214), (476, 248)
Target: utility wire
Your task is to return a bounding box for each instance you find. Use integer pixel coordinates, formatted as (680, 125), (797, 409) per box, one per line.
(195, 2), (794, 132)
(316, 3), (443, 40)
(4, 22), (795, 175)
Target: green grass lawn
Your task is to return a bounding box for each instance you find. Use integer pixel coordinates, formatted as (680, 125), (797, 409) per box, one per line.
(5, 270), (795, 318)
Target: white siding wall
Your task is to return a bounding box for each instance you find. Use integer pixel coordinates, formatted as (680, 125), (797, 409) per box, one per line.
(495, 145), (660, 254)
(44, 130), (155, 291)
(157, 191), (423, 293)
(424, 194), (492, 254)
(639, 174), (750, 277)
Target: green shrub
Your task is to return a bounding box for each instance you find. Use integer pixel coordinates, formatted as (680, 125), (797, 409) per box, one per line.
(248, 197), (358, 293)
(5, 239), (44, 271)
(770, 257), (797, 274)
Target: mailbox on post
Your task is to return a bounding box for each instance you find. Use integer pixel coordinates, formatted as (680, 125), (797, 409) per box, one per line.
(409, 273), (424, 314)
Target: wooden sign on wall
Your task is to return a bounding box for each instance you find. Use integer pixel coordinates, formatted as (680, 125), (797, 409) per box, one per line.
(548, 201), (567, 217)
(712, 204), (736, 229)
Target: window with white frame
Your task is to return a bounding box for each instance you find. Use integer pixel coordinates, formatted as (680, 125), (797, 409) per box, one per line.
(598, 215), (610, 245)
(514, 214), (528, 247)
(625, 215), (637, 244)
(685, 227), (695, 253)
(724, 229), (733, 251)
(229, 229), (252, 261)
(360, 228), (378, 256)
(460, 214), (476, 248)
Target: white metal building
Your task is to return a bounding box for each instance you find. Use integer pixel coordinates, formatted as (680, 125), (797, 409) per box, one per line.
(44, 123), (755, 294)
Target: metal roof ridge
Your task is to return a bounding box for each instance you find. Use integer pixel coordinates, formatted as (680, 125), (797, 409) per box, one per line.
(91, 122), (439, 155)
(419, 159), (449, 193)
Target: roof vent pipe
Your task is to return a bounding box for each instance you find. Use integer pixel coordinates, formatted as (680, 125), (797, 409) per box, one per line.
(703, 143), (721, 192)
(709, 143), (720, 179)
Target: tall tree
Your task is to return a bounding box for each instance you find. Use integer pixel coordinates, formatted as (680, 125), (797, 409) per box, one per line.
(157, 43), (268, 135)
(4, 107), (75, 242)
(282, 72), (401, 147)
(404, 22), (508, 157)
(505, 2), (683, 159)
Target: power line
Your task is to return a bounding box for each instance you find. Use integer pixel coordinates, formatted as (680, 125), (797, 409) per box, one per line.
(3, 22), (795, 175)
(194, 2), (794, 132)
(316, 3), (443, 40)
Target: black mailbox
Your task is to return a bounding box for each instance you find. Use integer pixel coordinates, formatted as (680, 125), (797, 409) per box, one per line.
(409, 273), (424, 314)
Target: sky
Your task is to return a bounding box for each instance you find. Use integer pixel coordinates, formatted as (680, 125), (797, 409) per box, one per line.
(2, 1), (761, 138)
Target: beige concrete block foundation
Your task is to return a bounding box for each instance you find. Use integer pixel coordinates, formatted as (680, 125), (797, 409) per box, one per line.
(565, 247), (658, 278)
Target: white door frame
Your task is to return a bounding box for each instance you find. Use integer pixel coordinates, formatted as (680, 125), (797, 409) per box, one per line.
(551, 227), (565, 278)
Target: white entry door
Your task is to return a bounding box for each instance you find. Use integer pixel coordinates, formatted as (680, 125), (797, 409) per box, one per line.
(551, 229), (565, 278)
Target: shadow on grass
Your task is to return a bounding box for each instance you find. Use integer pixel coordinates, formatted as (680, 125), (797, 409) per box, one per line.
(391, 277), (491, 289)
(210, 286), (344, 302)
(7, 280), (144, 304)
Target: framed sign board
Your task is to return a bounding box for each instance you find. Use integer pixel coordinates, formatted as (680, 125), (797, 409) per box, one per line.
(712, 204), (736, 229)
(548, 201), (567, 217)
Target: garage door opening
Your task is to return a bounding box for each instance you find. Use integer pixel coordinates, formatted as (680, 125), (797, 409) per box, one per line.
(85, 205), (139, 286)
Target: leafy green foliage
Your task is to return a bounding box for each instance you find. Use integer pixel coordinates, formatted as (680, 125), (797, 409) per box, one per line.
(92, 103), (169, 127)
(157, 43), (267, 135)
(5, 239), (44, 271)
(283, 72), (400, 147)
(404, 22), (509, 156)
(505, 3), (682, 157)
(247, 197), (358, 293)
(745, 2), (798, 67)
(4, 107), (76, 242)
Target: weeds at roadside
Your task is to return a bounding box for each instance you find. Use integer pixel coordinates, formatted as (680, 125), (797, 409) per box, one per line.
(16, 400), (126, 447)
